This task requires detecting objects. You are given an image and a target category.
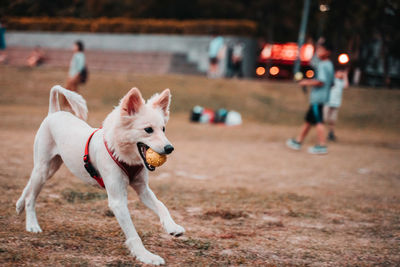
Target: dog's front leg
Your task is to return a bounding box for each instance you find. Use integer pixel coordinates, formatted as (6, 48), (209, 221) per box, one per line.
(132, 180), (185, 237)
(106, 177), (165, 265)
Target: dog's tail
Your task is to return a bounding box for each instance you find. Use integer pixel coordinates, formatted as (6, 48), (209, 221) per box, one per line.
(49, 85), (88, 121)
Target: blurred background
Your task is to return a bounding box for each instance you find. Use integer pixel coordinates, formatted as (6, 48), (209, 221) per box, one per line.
(0, 0), (399, 87)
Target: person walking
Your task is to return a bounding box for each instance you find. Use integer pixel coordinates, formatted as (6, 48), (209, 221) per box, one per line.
(286, 39), (334, 154)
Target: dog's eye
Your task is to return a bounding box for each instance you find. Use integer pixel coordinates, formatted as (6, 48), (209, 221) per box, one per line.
(144, 127), (153, 134)
(162, 127), (165, 132)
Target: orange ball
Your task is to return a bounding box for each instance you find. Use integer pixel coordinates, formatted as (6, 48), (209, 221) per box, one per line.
(145, 148), (167, 167)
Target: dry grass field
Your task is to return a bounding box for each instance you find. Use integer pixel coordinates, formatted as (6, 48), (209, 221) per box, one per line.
(0, 66), (399, 266)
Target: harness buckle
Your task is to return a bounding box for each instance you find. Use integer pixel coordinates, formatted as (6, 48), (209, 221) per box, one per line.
(84, 162), (100, 178)
(83, 128), (105, 188)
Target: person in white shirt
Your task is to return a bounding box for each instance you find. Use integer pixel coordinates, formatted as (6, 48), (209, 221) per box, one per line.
(324, 69), (349, 141)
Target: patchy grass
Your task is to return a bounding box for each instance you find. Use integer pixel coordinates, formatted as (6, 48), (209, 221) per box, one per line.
(0, 66), (399, 266)
(200, 210), (248, 220)
(62, 189), (108, 203)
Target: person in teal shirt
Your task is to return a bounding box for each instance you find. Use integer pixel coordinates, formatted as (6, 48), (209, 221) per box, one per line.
(66, 41), (86, 92)
(208, 35), (224, 78)
(287, 39), (334, 154)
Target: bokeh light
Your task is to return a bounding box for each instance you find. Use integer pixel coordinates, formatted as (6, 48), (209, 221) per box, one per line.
(256, 66), (266, 76)
(294, 72), (303, 81)
(269, 66), (279, 76)
(338, 53), (349, 64)
(319, 4), (330, 12)
(305, 70), (314, 78)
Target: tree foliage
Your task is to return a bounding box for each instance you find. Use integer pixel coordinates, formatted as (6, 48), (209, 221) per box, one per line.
(0, 0), (398, 49)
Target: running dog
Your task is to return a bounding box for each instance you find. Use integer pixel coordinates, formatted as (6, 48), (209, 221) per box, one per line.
(16, 85), (184, 265)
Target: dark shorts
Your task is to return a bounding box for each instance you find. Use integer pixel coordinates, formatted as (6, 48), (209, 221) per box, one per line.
(209, 57), (218, 64)
(305, 104), (324, 125)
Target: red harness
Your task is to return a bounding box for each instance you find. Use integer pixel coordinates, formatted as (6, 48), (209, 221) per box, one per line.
(83, 129), (143, 188)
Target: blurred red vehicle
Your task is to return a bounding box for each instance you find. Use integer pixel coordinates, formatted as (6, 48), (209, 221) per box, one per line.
(256, 42), (315, 79)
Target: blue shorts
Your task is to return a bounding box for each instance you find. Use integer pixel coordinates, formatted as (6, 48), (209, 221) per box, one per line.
(305, 104), (324, 125)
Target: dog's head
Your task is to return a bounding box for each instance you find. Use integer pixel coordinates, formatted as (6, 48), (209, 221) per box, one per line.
(114, 87), (173, 171)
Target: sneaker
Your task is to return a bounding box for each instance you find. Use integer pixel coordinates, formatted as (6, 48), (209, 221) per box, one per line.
(286, 138), (302, 150)
(308, 145), (328, 155)
(328, 131), (337, 142)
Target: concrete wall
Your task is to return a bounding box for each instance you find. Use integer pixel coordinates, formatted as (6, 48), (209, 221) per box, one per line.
(5, 31), (257, 77)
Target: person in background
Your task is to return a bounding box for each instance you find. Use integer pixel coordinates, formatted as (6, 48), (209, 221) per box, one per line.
(208, 35), (224, 78)
(231, 42), (244, 78)
(286, 39), (335, 154)
(66, 40), (86, 92)
(27, 46), (45, 67)
(225, 41), (234, 77)
(0, 20), (7, 64)
(324, 68), (349, 141)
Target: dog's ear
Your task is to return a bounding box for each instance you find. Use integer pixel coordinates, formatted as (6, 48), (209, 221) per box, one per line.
(153, 88), (171, 118)
(120, 88), (144, 116)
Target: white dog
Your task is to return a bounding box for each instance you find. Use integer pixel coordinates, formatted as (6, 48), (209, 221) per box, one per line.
(16, 85), (185, 265)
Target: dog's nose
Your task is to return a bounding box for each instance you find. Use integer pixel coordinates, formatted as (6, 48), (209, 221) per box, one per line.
(164, 144), (174, 154)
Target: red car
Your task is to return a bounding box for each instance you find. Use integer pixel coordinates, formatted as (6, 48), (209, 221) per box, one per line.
(256, 42), (315, 79)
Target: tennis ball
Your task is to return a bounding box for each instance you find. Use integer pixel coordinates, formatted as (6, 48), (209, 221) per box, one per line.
(146, 148), (167, 167)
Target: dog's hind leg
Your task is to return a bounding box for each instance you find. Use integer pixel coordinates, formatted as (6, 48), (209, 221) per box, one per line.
(17, 155), (62, 232)
(17, 122), (64, 232)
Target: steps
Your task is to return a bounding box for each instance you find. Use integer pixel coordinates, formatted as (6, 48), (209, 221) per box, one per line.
(4, 47), (203, 75)
(170, 54), (203, 75)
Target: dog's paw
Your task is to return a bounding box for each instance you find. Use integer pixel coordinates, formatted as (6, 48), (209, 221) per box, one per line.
(26, 223), (42, 233)
(136, 250), (165, 265)
(164, 222), (185, 237)
(16, 199), (25, 215)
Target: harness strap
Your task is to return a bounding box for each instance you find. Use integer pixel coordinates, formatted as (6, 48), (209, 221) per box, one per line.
(103, 138), (130, 178)
(83, 128), (143, 188)
(83, 128), (105, 188)
(103, 138), (144, 182)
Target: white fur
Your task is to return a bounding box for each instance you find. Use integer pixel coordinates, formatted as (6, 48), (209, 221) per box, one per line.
(16, 86), (184, 265)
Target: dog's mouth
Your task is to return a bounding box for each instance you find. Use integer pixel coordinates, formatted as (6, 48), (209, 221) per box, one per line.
(137, 142), (156, 171)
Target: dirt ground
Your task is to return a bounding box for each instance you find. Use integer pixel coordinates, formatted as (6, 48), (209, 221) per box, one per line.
(0, 67), (399, 266)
